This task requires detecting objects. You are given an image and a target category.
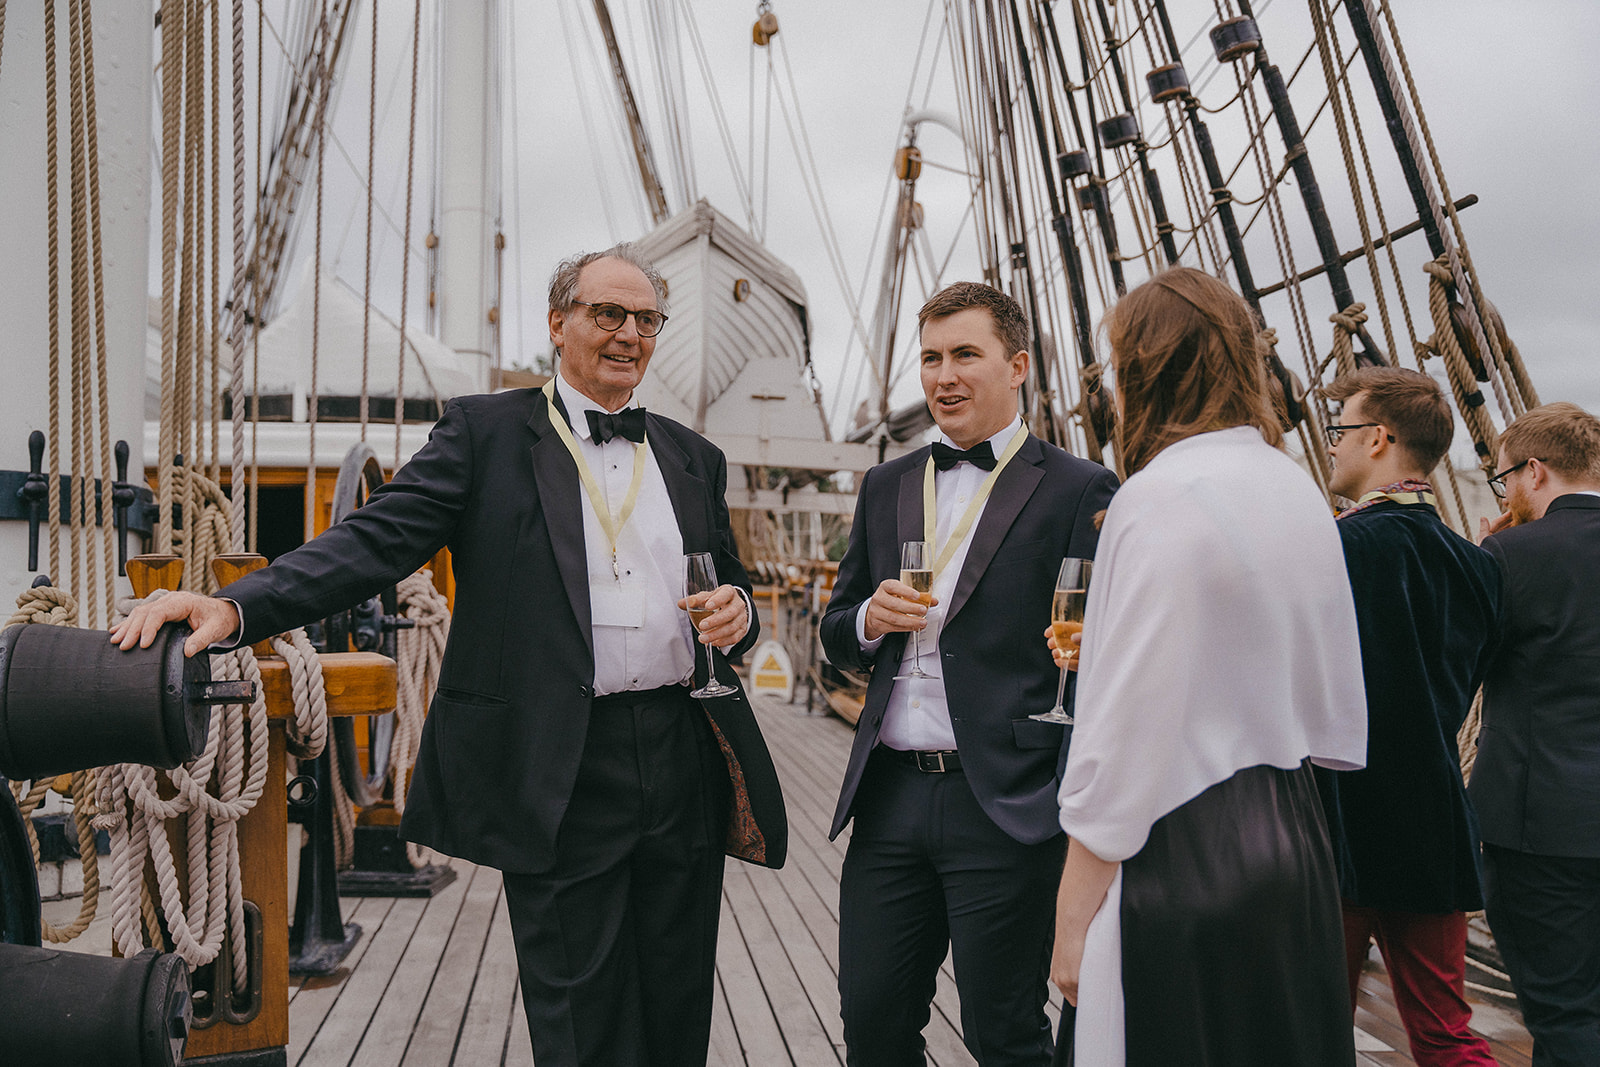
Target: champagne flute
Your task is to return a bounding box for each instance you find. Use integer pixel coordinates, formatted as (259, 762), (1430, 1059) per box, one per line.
(1030, 557), (1092, 724)
(893, 541), (938, 681)
(684, 552), (738, 699)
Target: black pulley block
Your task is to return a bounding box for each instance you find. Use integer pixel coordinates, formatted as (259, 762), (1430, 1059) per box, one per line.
(1097, 113), (1141, 149)
(1146, 63), (1190, 104)
(0, 622), (254, 780)
(0, 944), (191, 1066)
(1211, 15), (1262, 63)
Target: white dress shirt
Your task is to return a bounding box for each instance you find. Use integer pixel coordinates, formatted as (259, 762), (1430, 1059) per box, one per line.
(555, 375), (698, 695)
(856, 417), (1022, 751)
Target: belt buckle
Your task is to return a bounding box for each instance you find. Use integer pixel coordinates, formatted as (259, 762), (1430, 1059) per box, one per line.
(916, 751), (946, 773)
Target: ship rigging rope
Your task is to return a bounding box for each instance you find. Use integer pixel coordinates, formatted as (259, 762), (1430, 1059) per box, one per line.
(228, 0), (248, 551)
(397, 0), (422, 470)
(360, 0), (376, 443)
(306, 0), (330, 546)
(1362, 0), (1526, 421)
(1308, 0), (1470, 533)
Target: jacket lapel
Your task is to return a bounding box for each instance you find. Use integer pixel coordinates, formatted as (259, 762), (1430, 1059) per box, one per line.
(647, 415), (712, 554)
(945, 434), (1046, 624)
(528, 392), (594, 656)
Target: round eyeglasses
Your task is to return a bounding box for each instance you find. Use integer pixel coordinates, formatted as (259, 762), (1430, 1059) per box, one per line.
(571, 300), (668, 338)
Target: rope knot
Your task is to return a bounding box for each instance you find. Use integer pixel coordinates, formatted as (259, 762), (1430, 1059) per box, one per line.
(1423, 255), (1453, 285)
(1329, 303), (1368, 335)
(7, 585), (79, 629)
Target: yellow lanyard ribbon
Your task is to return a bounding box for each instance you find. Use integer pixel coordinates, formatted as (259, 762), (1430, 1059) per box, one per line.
(922, 423), (1028, 581)
(542, 379), (648, 579)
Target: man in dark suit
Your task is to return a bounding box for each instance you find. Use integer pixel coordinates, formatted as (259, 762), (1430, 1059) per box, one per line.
(1317, 367), (1500, 1065)
(113, 246), (787, 1066)
(1472, 401), (1600, 1067)
(820, 282), (1117, 1065)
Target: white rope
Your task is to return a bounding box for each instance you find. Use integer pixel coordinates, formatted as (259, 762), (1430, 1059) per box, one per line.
(93, 593), (321, 992)
(392, 571), (448, 868)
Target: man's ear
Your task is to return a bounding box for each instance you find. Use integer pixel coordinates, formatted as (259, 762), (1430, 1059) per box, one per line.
(1528, 456), (1551, 490)
(1369, 425), (1393, 460)
(548, 307), (566, 349)
(1010, 350), (1030, 389)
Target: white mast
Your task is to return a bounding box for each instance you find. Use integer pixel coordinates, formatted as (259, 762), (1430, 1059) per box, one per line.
(436, 0), (501, 390)
(0, 4), (153, 602)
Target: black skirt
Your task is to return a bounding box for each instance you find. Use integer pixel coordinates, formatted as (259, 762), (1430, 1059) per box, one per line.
(1119, 761), (1353, 1066)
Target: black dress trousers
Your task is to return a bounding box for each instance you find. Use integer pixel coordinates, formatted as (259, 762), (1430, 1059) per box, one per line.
(501, 685), (730, 1067)
(838, 747), (1066, 1066)
(1483, 844), (1600, 1067)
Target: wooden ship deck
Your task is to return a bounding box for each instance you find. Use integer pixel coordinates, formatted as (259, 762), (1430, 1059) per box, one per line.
(43, 696), (1533, 1066)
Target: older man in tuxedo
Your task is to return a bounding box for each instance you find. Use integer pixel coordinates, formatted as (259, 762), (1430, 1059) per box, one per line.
(1473, 402), (1600, 1067)
(821, 282), (1117, 1065)
(114, 245), (786, 1066)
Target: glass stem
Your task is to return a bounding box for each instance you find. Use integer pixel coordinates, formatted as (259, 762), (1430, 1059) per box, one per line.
(911, 626), (922, 670)
(1052, 665), (1069, 713)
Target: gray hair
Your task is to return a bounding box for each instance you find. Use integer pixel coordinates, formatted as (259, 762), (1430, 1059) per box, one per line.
(547, 243), (669, 315)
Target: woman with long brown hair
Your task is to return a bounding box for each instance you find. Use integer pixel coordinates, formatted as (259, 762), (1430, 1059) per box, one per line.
(1049, 268), (1367, 1064)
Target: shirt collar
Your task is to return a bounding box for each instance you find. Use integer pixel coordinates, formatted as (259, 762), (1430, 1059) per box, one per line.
(936, 416), (1022, 456)
(553, 373), (635, 443)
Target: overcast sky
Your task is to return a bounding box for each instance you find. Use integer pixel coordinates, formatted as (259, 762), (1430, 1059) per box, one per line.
(293, 0), (1599, 445)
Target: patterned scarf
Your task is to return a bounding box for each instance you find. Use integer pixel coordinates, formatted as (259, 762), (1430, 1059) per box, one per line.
(1338, 479), (1437, 520)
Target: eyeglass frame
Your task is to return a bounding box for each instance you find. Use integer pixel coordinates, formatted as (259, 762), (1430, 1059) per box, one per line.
(1486, 458), (1532, 500)
(570, 300), (669, 338)
(1324, 422), (1396, 448)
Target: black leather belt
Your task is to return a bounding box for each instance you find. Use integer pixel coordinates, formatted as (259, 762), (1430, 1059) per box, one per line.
(591, 684), (692, 710)
(881, 746), (963, 773)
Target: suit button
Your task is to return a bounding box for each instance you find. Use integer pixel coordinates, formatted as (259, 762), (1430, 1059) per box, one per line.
(578, 685), (592, 698)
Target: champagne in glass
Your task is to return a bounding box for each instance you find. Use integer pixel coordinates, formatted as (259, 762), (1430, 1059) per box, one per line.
(1031, 557), (1092, 724)
(684, 552), (737, 698)
(893, 541), (938, 681)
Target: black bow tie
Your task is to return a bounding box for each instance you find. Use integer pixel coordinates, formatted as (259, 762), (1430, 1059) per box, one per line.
(931, 440), (997, 471)
(585, 407), (647, 444)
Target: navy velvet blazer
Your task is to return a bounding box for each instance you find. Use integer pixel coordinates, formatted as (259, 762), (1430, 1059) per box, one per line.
(819, 434), (1117, 845)
(1317, 500), (1500, 912)
(1473, 493), (1600, 858)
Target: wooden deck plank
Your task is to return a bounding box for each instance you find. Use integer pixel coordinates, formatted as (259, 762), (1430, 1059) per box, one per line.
(715, 893), (793, 1064)
(505, 988), (534, 1067)
(402, 864), (504, 1065)
(297, 895), (431, 1067)
(708, 970), (745, 1066)
(724, 864), (843, 1064)
(287, 897), (395, 1065)
(452, 891), (522, 1067)
(346, 865), (475, 1067)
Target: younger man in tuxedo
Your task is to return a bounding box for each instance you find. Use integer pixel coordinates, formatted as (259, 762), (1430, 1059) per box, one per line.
(1473, 402), (1600, 1066)
(821, 283), (1117, 1065)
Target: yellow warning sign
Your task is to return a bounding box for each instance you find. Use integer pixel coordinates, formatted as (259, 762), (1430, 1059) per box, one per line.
(750, 640), (794, 701)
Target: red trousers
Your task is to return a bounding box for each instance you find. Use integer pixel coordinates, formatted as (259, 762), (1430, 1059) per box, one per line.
(1343, 904), (1496, 1067)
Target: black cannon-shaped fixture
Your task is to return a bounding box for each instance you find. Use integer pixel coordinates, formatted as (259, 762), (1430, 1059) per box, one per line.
(0, 944), (191, 1067)
(0, 621), (253, 780)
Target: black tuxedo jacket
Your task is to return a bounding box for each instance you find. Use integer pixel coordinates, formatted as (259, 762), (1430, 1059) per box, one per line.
(1472, 493), (1600, 858)
(819, 433), (1118, 844)
(220, 388), (787, 875)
